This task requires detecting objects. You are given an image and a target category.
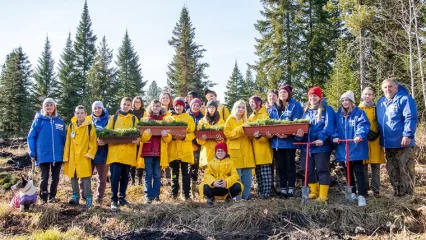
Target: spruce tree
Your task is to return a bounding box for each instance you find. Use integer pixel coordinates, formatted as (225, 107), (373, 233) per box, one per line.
(74, 0), (97, 107)
(57, 33), (80, 123)
(32, 36), (58, 110)
(145, 80), (162, 106)
(115, 30), (146, 108)
(87, 36), (117, 111)
(224, 61), (245, 109)
(0, 48), (33, 137)
(244, 68), (256, 99)
(167, 6), (214, 97)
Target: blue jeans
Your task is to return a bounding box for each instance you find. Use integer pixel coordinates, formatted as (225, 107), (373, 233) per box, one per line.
(144, 156), (161, 199)
(237, 168), (252, 199)
(110, 163), (130, 202)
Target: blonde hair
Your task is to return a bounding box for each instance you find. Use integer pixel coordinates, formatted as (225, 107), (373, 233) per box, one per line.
(341, 101), (354, 117)
(231, 100), (248, 122)
(304, 99), (325, 122)
(159, 92), (173, 110)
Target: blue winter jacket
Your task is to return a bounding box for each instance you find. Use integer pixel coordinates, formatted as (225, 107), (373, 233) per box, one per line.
(377, 85), (418, 148)
(27, 112), (66, 166)
(92, 109), (109, 164)
(267, 98), (304, 149)
(296, 100), (336, 154)
(333, 106), (370, 162)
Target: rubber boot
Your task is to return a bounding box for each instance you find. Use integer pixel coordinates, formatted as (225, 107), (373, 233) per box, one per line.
(86, 196), (93, 208)
(68, 193), (80, 205)
(308, 182), (319, 199)
(317, 185), (329, 202)
(192, 180), (198, 198)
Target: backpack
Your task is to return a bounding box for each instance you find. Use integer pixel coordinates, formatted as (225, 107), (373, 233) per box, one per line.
(112, 114), (136, 129)
(69, 123), (93, 140)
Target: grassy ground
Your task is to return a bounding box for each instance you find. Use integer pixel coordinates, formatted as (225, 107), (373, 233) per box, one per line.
(1, 134), (426, 239)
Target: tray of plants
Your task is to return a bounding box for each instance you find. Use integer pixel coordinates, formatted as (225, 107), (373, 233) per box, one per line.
(243, 119), (309, 136)
(137, 121), (187, 136)
(96, 128), (140, 144)
(195, 125), (225, 140)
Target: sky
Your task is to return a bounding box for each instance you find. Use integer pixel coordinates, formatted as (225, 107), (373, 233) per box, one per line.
(0, 0), (263, 103)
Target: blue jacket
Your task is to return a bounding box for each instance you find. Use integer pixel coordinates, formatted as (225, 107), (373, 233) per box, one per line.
(333, 106), (370, 162)
(377, 85), (418, 148)
(27, 112), (66, 166)
(296, 100), (336, 154)
(267, 98), (303, 149)
(92, 109), (109, 164)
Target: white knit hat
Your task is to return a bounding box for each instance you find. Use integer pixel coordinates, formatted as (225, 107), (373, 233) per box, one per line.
(340, 91), (355, 103)
(92, 101), (105, 110)
(42, 98), (56, 106)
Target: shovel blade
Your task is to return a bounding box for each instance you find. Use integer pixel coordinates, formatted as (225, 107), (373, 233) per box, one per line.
(344, 186), (354, 202)
(301, 186), (310, 203)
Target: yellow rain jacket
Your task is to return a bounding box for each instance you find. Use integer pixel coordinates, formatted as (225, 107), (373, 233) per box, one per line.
(165, 112), (196, 164)
(224, 116), (255, 169)
(63, 116), (98, 178)
(201, 103), (230, 122)
(248, 106), (273, 165)
(196, 118), (225, 168)
(359, 103), (385, 164)
(199, 156), (243, 198)
(105, 112), (139, 166)
(140, 130), (173, 168)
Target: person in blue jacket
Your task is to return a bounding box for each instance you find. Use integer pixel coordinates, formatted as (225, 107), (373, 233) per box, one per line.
(80, 101), (109, 204)
(266, 85), (303, 198)
(294, 87), (335, 202)
(27, 98), (66, 203)
(332, 91), (370, 207)
(377, 79), (418, 196)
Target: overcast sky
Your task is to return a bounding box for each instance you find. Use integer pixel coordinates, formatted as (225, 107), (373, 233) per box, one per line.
(0, 0), (262, 102)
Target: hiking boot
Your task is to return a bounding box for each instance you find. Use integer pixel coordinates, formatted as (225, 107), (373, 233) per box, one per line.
(287, 188), (295, 198)
(119, 198), (129, 206)
(234, 195), (242, 201)
(68, 193), (80, 205)
(185, 196), (192, 202)
(206, 198), (214, 207)
(85, 196), (93, 208)
(351, 193), (358, 200)
(95, 198), (103, 204)
(48, 195), (60, 203)
(111, 201), (118, 211)
(358, 195), (367, 207)
(40, 192), (48, 204)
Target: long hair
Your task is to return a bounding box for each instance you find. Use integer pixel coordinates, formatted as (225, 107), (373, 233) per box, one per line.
(132, 96), (144, 110)
(304, 99), (325, 122)
(159, 92), (173, 110)
(341, 101), (355, 117)
(204, 105), (220, 125)
(231, 100), (248, 122)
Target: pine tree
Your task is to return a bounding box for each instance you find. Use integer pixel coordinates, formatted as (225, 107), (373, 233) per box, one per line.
(0, 47), (33, 137)
(224, 61), (245, 109)
(145, 80), (162, 106)
(167, 6), (215, 97)
(244, 68), (256, 99)
(74, 0), (97, 107)
(87, 36), (117, 111)
(32, 36), (58, 110)
(115, 30), (146, 107)
(57, 33), (80, 123)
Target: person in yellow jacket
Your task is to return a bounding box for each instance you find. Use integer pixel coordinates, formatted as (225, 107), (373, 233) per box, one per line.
(63, 105), (98, 208)
(200, 142), (243, 207)
(102, 97), (140, 210)
(165, 97), (196, 200)
(224, 100), (255, 199)
(197, 100), (225, 169)
(140, 100), (173, 203)
(359, 87), (385, 198)
(200, 89), (230, 122)
(248, 96), (274, 199)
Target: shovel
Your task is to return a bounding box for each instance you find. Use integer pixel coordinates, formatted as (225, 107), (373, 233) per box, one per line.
(293, 142), (315, 204)
(338, 139), (354, 203)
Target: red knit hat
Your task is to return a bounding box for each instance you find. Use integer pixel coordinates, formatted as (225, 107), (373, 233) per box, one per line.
(215, 142), (228, 154)
(173, 97), (185, 107)
(307, 87), (323, 99)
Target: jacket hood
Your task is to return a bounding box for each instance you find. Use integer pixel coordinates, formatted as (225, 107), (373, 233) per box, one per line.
(35, 111), (60, 121)
(336, 105), (361, 118)
(92, 109), (109, 122)
(70, 116), (92, 126)
(394, 84), (410, 100)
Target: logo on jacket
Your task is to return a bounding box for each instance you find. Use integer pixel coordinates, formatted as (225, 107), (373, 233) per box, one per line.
(55, 124), (64, 131)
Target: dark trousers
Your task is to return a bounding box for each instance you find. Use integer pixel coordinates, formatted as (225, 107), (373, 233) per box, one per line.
(203, 183), (242, 199)
(301, 152), (331, 185)
(363, 163), (381, 193)
(110, 163), (130, 202)
(275, 149), (296, 189)
(189, 155), (200, 182)
(170, 160), (190, 198)
(346, 161), (366, 196)
(39, 162), (63, 200)
(130, 167), (144, 185)
(80, 162), (108, 200)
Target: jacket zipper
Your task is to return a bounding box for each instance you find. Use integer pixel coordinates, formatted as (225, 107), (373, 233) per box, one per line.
(50, 118), (56, 163)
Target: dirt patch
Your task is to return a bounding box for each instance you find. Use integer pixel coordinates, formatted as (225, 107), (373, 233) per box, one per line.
(102, 225), (205, 240)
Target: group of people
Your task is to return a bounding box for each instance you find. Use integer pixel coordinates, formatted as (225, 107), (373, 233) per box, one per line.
(26, 78), (417, 210)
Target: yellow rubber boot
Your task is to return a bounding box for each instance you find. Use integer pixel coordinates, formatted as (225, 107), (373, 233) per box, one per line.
(317, 185), (329, 202)
(308, 182), (319, 199)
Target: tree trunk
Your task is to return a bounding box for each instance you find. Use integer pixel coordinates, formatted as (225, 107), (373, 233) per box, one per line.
(359, 27), (366, 92)
(412, 0), (426, 108)
(407, 0), (415, 96)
